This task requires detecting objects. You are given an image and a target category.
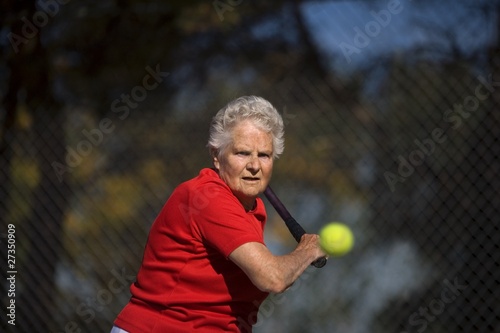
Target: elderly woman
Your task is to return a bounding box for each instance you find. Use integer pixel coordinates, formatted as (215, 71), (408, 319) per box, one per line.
(112, 96), (325, 333)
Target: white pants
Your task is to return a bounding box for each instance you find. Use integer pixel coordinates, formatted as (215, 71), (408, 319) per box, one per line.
(110, 326), (129, 333)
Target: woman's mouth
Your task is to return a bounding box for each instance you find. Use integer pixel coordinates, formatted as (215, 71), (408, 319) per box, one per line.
(242, 177), (260, 182)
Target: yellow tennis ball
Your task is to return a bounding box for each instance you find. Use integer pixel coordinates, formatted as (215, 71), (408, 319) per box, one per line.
(319, 222), (354, 256)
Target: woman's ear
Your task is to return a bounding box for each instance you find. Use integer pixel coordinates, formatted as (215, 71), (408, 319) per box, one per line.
(210, 149), (220, 170)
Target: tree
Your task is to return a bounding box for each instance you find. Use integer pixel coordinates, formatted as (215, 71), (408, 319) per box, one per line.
(1, 1), (69, 331)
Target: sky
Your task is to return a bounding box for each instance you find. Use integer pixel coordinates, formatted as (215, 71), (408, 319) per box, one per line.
(302, 0), (496, 72)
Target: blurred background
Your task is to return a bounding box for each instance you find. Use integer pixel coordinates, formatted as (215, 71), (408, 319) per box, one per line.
(1, 0), (499, 332)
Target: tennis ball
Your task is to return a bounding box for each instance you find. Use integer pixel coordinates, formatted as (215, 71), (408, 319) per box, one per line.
(319, 222), (354, 257)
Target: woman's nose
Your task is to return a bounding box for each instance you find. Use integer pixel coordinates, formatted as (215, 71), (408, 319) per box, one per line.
(246, 156), (260, 172)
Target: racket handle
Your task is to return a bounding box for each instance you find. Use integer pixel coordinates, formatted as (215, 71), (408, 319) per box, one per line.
(284, 217), (306, 243)
(312, 256), (327, 268)
(285, 217), (327, 268)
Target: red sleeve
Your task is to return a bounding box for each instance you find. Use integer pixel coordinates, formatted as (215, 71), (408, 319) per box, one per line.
(189, 178), (266, 258)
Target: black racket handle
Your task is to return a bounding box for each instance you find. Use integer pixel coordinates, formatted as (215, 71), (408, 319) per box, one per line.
(312, 257), (327, 268)
(264, 187), (327, 268)
(284, 217), (306, 243)
(284, 217), (327, 268)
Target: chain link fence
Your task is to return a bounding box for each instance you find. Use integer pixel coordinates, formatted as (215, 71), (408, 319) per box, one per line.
(1, 1), (499, 333)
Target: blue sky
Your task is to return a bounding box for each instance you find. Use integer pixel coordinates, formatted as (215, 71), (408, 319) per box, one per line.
(302, 0), (496, 72)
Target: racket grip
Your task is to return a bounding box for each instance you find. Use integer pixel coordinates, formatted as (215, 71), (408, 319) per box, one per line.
(285, 217), (327, 268)
(284, 217), (306, 243)
(312, 256), (327, 268)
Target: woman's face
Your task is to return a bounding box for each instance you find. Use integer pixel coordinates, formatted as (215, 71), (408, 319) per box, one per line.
(214, 120), (274, 210)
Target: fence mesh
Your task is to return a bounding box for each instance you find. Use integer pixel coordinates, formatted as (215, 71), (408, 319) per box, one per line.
(1, 1), (499, 332)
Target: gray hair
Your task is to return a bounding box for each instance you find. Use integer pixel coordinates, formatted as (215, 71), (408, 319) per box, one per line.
(207, 96), (285, 159)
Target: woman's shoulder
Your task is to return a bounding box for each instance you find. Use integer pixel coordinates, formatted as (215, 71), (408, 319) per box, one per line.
(179, 168), (230, 196)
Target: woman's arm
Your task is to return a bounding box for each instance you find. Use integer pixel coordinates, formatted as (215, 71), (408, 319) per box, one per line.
(228, 234), (325, 293)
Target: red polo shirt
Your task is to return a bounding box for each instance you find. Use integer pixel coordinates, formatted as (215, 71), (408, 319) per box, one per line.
(114, 168), (269, 332)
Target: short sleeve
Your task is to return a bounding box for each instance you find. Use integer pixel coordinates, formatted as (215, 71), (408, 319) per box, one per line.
(190, 179), (266, 258)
